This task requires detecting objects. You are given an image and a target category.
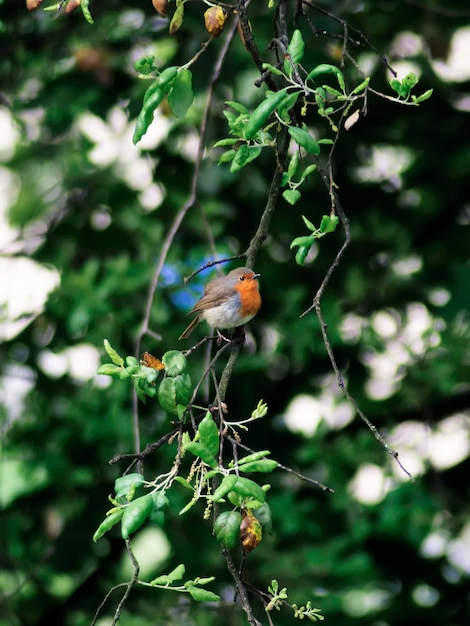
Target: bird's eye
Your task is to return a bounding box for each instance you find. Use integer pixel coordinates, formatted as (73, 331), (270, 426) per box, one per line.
(239, 275), (245, 281)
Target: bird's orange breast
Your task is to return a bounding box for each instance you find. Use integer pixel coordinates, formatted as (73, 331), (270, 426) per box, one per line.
(236, 281), (261, 318)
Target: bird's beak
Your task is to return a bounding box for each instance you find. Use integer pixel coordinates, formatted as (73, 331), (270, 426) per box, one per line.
(252, 273), (261, 279)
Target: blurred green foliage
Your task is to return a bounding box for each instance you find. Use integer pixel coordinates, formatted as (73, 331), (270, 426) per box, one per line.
(1, 1), (469, 625)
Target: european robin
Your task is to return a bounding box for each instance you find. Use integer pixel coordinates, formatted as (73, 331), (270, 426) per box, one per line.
(178, 267), (261, 340)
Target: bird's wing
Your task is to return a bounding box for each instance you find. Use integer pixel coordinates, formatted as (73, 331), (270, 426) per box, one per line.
(190, 285), (236, 313)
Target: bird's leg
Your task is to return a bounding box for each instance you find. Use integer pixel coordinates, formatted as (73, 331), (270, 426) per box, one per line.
(216, 329), (232, 345)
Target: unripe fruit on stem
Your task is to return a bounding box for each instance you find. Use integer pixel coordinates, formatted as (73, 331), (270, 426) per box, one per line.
(204, 5), (225, 38)
(152, 0), (168, 18)
(26, 0), (42, 10)
(169, 4), (184, 35)
(66, 0), (81, 14)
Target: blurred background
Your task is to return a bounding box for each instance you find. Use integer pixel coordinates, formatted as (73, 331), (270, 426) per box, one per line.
(1, 1), (469, 625)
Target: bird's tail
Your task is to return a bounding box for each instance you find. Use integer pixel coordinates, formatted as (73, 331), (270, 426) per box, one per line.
(178, 315), (200, 340)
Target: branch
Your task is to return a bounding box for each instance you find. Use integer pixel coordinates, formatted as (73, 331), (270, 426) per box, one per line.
(300, 159), (414, 480)
(229, 436), (335, 493)
(91, 540), (139, 626)
(223, 547), (262, 626)
(237, 0), (277, 91)
(130, 18), (240, 458)
(245, 127), (289, 266)
(183, 254), (245, 284)
(301, 0), (397, 76)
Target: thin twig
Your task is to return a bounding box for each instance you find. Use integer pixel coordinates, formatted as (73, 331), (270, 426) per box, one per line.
(404, 0), (470, 17)
(131, 18), (240, 460)
(111, 540), (140, 625)
(90, 583), (129, 626)
(301, 0), (397, 76)
(91, 541), (140, 626)
(299, 156), (414, 480)
(245, 127), (290, 266)
(183, 254), (246, 284)
(109, 428), (178, 466)
(228, 436), (335, 493)
(237, 0), (277, 91)
(223, 547), (262, 626)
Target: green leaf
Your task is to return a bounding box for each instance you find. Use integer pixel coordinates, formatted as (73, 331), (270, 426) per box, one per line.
(232, 477), (266, 502)
(402, 72), (419, 89)
(290, 235), (315, 248)
(277, 90), (300, 123)
(143, 79), (162, 106)
(174, 372), (193, 405)
(213, 138), (239, 147)
(287, 151), (300, 180)
(261, 62), (284, 76)
(210, 474), (238, 501)
(97, 363), (122, 376)
(162, 350), (187, 376)
(283, 189), (301, 205)
(203, 469), (222, 481)
(230, 144), (263, 172)
(218, 149), (236, 165)
(93, 509), (123, 542)
(253, 502), (273, 533)
(149, 508), (165, 527)
(184, 441), (218, 468)
(223, 109), (239, 129)
(319, 214), (339, 233)
(115, 473), (146, 503)
(413, 89), (433, 103)
(174, 476), (194, 490)
(186, 586), (221, 602)
(158, 377), (178, 415)
(295, 244), (311, 266)
(227, 491), (244, 507)
(214, 510), (242, 549)
(167, 563), (186, 584)
(80, 0), (94, 24)
(307, 64), (345, 91)
(103, 339), (124, 367)
(301, 215), (317, 232)
(168, 69), (193, 118)
(288, 126), (320, 154)
(390, 74), (419, 100)
(389, 78), (404, 96)
(225, 100), (249, 114)
(151, 563), (186, 586)
(299, 163), (317, 183)
(151, 490), (169, 510)
(240, 459), (278, 473)
(197, 413), (219, 457)
(244, 87), (290, 140)
(351, 76), (370, 95)
(179, 499), (197, 515)
(251, 400), (268, 419)
(121, 494), (153, 539)
(133, 67), (178, 144)
(322, 85), (344, 98)
(193, 576), (215, 585)
(134, 55), (156, 75)
(287, 29), (305, 64)
(133, 86), (165, 144)
(237, 450), (271, 465)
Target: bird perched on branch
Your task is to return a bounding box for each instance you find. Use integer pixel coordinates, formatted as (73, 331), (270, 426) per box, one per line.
(178, 267), (261, 340)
